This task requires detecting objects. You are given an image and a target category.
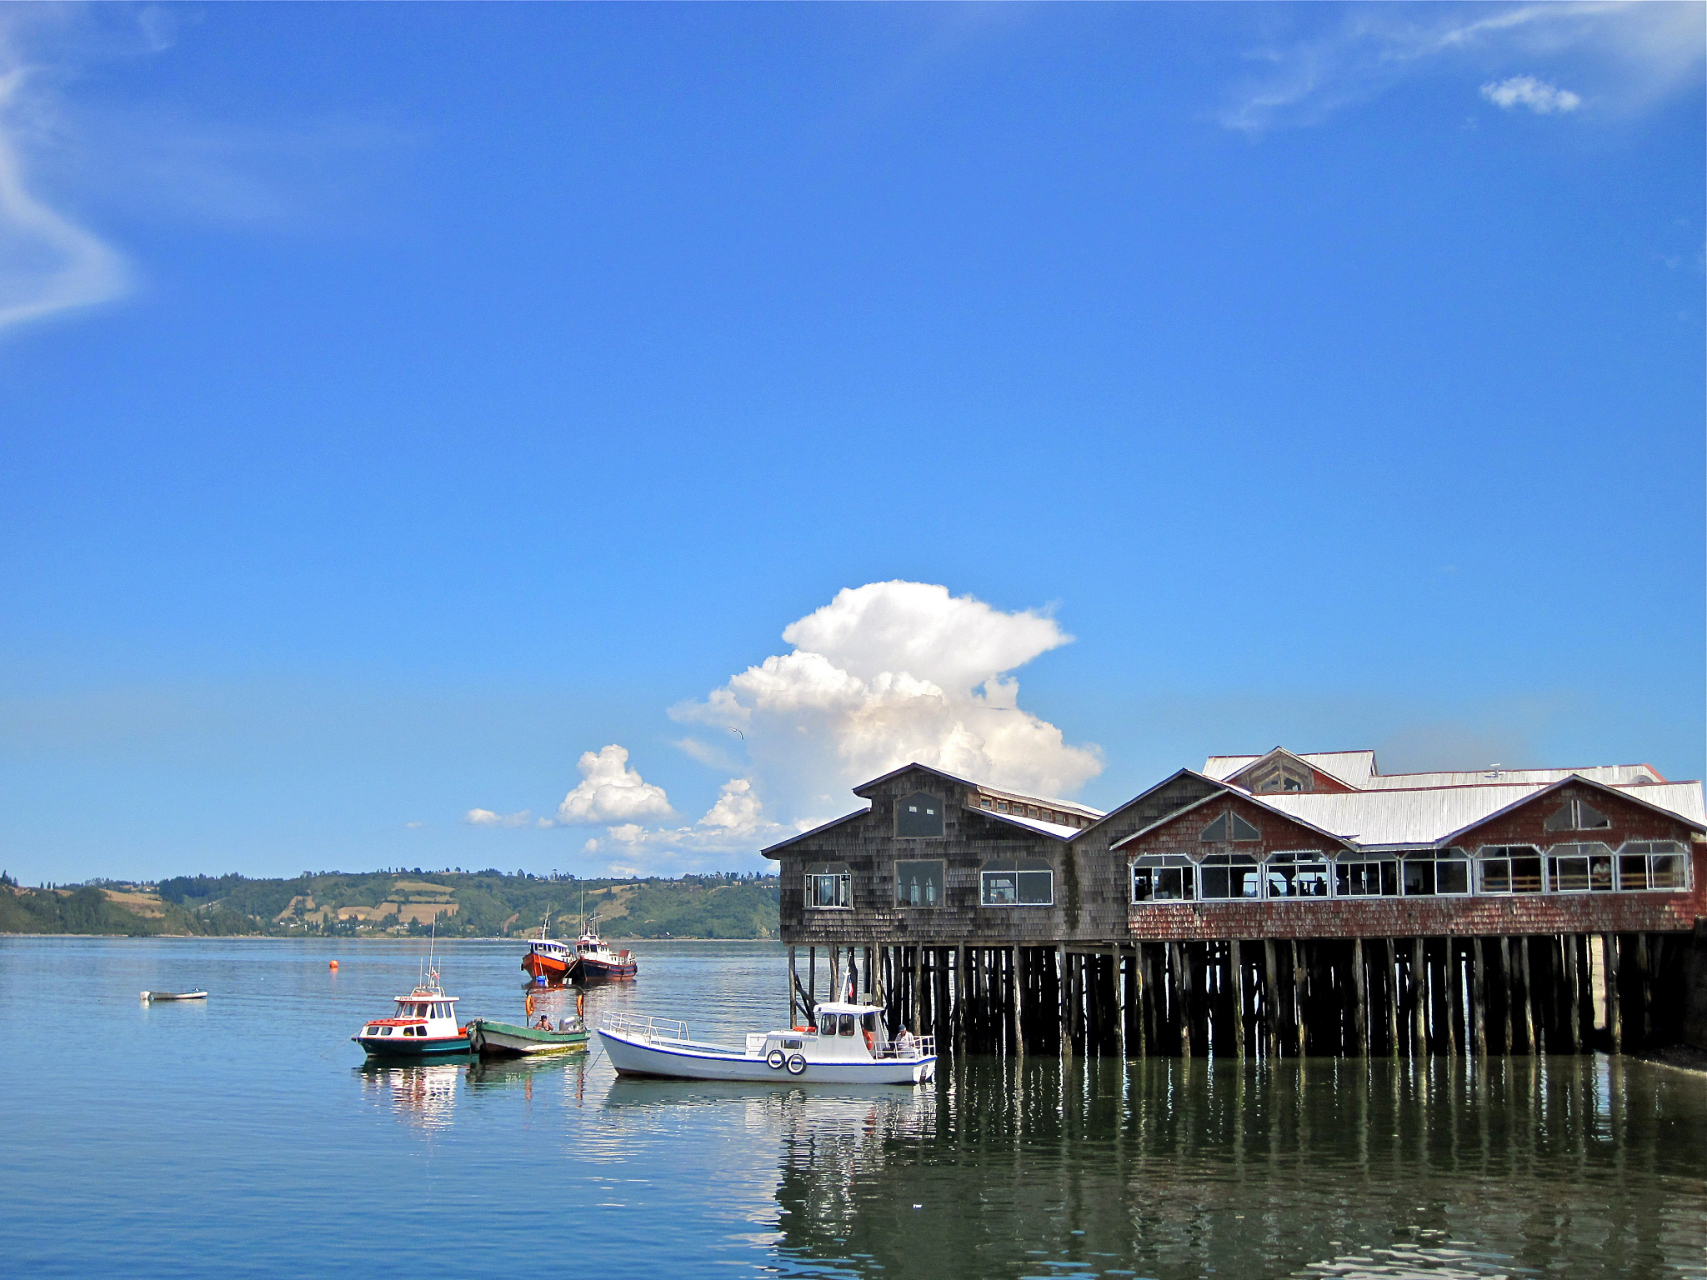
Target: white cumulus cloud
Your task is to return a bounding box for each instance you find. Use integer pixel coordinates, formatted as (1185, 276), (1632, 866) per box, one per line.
(673, 581), (1101, 830)
(553, 744), (673, 826)
(1481, 75), (1581, 113)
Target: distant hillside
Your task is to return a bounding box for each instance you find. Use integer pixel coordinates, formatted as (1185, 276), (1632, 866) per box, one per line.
(0, 869), (779, 939)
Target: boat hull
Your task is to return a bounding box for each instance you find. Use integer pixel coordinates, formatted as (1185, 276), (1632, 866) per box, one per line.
(572, 957), (638, 982)
(521, 950), (571, 982)
(467, 1019), (588, 1057)
(597, 1029), (934, 1085)
(353, 1033), (473, 1059)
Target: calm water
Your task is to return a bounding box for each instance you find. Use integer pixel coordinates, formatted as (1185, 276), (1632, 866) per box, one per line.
(3, 937), (1703, 1279)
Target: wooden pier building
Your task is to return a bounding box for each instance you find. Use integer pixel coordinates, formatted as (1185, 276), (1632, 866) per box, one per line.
(761, 748), (1707, 1059)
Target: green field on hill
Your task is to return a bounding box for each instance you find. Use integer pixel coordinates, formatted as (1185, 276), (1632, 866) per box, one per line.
(0, 869), (779, 940)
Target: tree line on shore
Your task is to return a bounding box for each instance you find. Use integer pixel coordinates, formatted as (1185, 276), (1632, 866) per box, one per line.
(0, 867), (780, 940)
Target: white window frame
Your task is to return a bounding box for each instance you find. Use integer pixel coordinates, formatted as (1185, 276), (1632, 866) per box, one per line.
(804, 871), (852, 910)
(1476, 845), (1545, 895)
(1131, 856), (1195, 904)
(1616, 841), (1692, 892)
(1545, 842), (1615, 893)
(980, 863), (1054, 907)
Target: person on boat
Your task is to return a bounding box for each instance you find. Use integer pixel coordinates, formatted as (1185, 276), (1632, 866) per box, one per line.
(535, 1015), (552, 1030)
(896, 1028), (916, 1053)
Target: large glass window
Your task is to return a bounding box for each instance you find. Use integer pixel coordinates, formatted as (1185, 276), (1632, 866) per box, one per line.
(805, 866), (852, 909)
(981, 859), (1054, 906)
(895, 859), (945, 908)
(1132, 856), (1195, 903)
(1402, 849), (1470, 896)
(1199, 853), (1260, 900)
(1617, 841), (1691, 891)
(1477, 846), (1544, 895)
(896, 792), (945, 838)
(1264, 852), (1331, 898)
(1335, 858), (1399, 897)
(1547, 842), (1614, 892)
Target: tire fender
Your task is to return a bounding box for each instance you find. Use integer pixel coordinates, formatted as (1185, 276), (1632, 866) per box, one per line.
(766, 1048), (786, 1070)
(785, 1053), (807, 1076)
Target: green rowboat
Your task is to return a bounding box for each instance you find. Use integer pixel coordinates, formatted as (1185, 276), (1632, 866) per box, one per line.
(466, 1017), (588, 1058)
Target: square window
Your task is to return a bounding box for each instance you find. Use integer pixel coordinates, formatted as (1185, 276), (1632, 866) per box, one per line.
(895, 859), (945, 908)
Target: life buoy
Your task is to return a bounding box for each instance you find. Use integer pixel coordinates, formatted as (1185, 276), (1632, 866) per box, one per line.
(864, 1030), (875, 1052)
(785, 1053), (807, 1076)
(525, 995), (536, 1017)
(766, 1048), (786, 1070)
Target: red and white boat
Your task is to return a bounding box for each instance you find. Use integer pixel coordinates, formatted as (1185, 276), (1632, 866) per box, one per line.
(567, 930), (637, 982)
(521, 924), (637, 985)
(351, 972), (472, 1059)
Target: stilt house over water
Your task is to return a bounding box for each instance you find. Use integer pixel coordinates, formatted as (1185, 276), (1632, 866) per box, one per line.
(762, 749), (1707, 1060)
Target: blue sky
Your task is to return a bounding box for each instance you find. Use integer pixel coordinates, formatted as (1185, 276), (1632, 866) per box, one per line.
(1, 2), (1702, 884)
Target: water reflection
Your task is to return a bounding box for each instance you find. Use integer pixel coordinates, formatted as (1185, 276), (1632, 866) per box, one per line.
(356, 1061), (466, 1131)
(768, 1055), (1707, 1280)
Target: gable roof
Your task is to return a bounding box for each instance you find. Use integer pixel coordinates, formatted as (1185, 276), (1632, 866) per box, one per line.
(760, 808), (871, 858)
(1110, 784), (1354, 852)
(1204, 750), (1377, 789)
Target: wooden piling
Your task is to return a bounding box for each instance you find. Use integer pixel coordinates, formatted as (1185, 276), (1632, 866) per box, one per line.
(1351, 937), (1368, 1056)
(1232, 939), (1248, 1060)
(1470, 937), (1487, 1058)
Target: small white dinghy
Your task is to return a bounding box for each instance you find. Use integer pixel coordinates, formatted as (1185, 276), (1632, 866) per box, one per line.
(140, 990), (207, 1001)
(598, 1002), (936, 1085)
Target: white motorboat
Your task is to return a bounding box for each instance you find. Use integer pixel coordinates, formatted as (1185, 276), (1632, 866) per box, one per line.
(597, 1002), (936, 1085)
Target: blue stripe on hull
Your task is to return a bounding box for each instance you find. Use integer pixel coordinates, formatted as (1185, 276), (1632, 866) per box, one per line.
(355, 1036), (472, 1058)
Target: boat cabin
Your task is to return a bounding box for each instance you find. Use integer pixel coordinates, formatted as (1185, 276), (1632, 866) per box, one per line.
(362, 987), (461, 1042)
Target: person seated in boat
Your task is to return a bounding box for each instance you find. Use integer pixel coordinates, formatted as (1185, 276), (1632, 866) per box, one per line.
(535, 1015), (552, 1030)
(895, 1028), (916, 1053)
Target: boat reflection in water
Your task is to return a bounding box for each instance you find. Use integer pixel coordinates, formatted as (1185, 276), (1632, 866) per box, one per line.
(357, 1061), (464, 1132)
(762, 1054), (1707, 1280)
(466, 1051), (588, 1107)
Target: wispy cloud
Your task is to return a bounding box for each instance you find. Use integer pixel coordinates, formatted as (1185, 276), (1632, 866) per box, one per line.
(1481, 75), (1581, 114)
(0, 49), (128, 332)
(463, 808), (532, 829)
(1220, 2), (1702, 135)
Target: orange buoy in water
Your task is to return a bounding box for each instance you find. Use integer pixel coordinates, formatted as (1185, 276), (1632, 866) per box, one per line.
(329, 960), (339, 970)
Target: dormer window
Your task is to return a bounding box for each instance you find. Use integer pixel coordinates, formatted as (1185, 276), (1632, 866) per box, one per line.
(896, 792), (944, 838)
(1543, 797), (1612, 833)
(1200, 812), (1260, 843)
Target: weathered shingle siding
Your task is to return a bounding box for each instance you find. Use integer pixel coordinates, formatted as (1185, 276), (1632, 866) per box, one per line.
(772, 766), (1217, 946)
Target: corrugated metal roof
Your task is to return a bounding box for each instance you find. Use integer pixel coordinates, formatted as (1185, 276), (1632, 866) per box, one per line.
(973, 807), (1082, 841)
(1359, 764), (1665, 789)
(1247, 779), (1704, 847)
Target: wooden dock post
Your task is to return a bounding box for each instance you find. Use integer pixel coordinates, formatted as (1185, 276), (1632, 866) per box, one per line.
(1562, 935), (1582, 1054)
(1470, 937), (1487, 1058)
(1263, 939), (1280, 1058)
(1012, 945), (1025, 1057)
(1231, 939), (1247, 1060)
(788, 945), (798, 1025)
(1350, 938), (1367, 1056)
(1410, 938), (1427, 1057)
(1604, 933), (1621, 1053)
(1384, 939), (1400, 1057)
(1522, 935), (1549, 1058)
(1291, 940), (1308, 1057)
(1116, 948), (1130, 1059)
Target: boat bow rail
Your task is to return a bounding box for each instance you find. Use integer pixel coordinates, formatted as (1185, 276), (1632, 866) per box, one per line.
(600, 1010), (768, 1056)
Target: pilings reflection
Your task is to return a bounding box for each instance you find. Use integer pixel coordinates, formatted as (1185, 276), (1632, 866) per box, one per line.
(769, 1055), (1707, 1280)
